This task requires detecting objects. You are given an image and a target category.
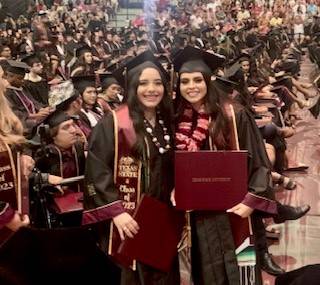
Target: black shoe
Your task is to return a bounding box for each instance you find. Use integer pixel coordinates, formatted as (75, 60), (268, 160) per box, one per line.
(266, 228), (280, 240)
(274, 204), (311, 224)
(260, 252), (285, 276)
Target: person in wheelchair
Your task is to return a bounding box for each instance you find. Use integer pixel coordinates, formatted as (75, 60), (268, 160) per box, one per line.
(33, 110), (86, 228)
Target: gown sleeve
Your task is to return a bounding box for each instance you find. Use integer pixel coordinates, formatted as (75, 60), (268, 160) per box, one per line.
(5, 89), (40, 138)
(0, 201), (15, 229)
(82, 114), (125, 225)
(236, 108), (277, 214)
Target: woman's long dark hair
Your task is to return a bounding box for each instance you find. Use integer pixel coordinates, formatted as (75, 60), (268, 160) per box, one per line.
(72, 54), (95, 76)
(80, 87), (103, 116)
(175, 72), (232, 149)
(126, 62), (174, 158)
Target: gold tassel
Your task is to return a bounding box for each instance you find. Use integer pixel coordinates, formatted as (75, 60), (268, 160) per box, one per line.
(186, 211), (192, 248)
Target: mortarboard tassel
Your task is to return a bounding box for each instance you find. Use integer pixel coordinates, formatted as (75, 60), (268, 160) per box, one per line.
(239, 264), (256, 285)
(177, 211), (193, 285)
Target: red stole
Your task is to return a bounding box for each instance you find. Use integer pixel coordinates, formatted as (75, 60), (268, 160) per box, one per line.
(0, 138), (18, 244)
(108, 105), (142, 268)
(0, 139), (18, 210)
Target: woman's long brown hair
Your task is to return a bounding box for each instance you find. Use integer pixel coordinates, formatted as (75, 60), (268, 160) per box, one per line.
(0, 83), (25, 145)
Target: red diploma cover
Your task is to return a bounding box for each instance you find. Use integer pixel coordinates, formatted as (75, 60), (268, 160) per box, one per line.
(53, 192), (83, 214)
(117, 195), (184, 272)
(175, 151), (248, 210)
(229, 214), (252, 254)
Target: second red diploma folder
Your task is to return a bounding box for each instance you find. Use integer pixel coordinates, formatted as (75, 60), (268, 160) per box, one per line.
(175, 151), (248, 210)
(117, 195), (184, 272)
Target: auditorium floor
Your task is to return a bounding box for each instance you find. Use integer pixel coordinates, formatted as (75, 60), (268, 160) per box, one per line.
(262, 54), (320, 284)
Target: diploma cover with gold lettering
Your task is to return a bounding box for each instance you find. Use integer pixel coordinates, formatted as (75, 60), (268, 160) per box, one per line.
(175, 150), (248, 210)
(117, 195), (184, 272)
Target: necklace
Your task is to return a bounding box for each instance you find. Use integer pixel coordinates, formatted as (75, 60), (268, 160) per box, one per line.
(144, 111), (171, 154)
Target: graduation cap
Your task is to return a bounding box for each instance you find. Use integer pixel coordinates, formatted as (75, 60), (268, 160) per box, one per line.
(238, 53), (251, 63)
(105, 61), (121, 72)
(71, 74), (96, 94)
(93, 26), (102, 33)
(99, 73), (120, 91)
(21, 53), (41, 67)
(48, 80), (79, 110)
(224, 62), (244, 84)
(212, 76), (239, 93)
(150, 21), (161, 33)
(112, 49), (170, 90)
(201, 27), (214, 37)
(214, 76), (238, 87)
(38, 10), (48, 16)
(44, 110), (74, 128)
(64, 29), (74, 37)
(5, 60), (30, 76)
(104, 29), (115, 36)
(172, 46), (226, 75)
(226, 29), (236, 38)
(75, 45), (93, 57)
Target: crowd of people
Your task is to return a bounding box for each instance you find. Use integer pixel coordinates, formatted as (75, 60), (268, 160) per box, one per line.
(1, 0), (320, 284)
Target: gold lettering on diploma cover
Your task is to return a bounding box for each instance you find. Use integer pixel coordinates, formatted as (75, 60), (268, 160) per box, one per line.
(192, 177), (232, 183)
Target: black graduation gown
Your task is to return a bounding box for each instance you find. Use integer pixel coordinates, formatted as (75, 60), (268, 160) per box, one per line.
(32, 143), (86, 228)
(189, 106), (275, 285)
(24, 79), (49, 106)
(84, 114), (179, 285)
(5, 87), (44, 137)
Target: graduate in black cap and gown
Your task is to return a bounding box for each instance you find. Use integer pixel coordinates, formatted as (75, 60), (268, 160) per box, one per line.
(72, 75), (103, 138)
(70, 45), (96, 77)
(97, 73), (122, 113)
(172, 46), (279, 285)
(34, 110), (85, 228)
(22, 53), (49, 106)
(82, 50), (179, 285)
(3, 60), (52, 137)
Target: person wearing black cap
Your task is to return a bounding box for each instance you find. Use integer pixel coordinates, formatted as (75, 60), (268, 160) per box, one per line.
(72, 75), (103, 138)
(22, 53), (49, 106)
(70, 45), (95, 77)
(34, 109), (85, 227)
(102, 30), (115, 55)
(82, 50), (179, 284)
(48, 83), (89, 147)
(171, 46), (292, 284)
(4, 60), (52, 137)
(65, 29), (82, 64)
(97, 73), (122, 113)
